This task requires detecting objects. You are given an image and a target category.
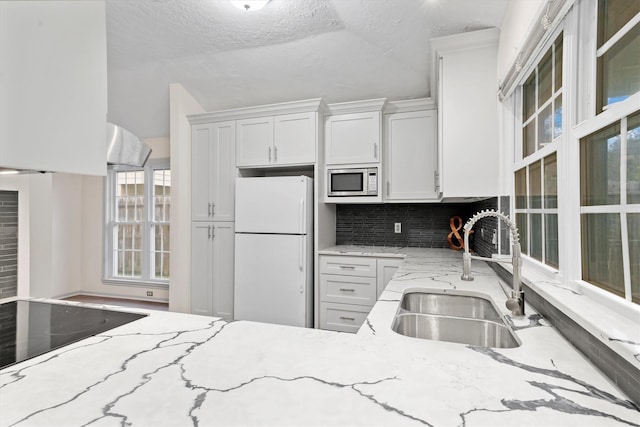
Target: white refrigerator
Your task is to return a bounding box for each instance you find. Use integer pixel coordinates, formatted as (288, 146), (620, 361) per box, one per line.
(234, 176), (313, 327)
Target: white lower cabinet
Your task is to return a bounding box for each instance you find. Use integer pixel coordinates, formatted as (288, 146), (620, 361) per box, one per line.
(319, 254), (401, 333)
(376, 258), (402, 299)
(191, 222), (235, 319)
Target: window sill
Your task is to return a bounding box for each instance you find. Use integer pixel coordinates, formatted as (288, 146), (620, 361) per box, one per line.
(102, 278), (169, 289)
(497, 258), (640, 370)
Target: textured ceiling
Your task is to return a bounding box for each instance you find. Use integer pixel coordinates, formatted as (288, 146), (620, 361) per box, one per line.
(106, 0), (508, 138)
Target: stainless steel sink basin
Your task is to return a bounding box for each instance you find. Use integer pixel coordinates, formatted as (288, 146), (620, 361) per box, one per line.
(399, 292), (502, 321)
(392, 290), (521, 348)
(392, 313), (520, 348)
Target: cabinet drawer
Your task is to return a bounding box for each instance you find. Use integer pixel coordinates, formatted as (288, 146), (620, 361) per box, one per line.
(319, 302), (370, 333)
(319, 255), (376, 277)
(320, 274), (376, 306)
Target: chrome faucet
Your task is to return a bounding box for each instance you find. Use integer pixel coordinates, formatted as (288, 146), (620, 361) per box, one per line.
(460, 210), (524, 316)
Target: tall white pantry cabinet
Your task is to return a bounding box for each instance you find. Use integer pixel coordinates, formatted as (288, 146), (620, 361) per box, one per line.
(190, 122), (236, 319)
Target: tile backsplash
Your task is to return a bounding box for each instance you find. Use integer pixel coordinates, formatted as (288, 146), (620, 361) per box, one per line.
(0, 191), (18, 299)
(336, 199), (500, 251)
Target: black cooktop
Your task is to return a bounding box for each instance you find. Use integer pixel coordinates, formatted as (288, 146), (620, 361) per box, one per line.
(0, 300), (147, 370)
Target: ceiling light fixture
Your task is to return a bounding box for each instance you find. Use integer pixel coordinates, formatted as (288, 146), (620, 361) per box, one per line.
(230, 0), (270, 12)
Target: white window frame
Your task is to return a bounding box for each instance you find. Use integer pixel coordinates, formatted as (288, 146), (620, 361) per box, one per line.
(103, 158), (170, 287)
(513, 25), (565, 272)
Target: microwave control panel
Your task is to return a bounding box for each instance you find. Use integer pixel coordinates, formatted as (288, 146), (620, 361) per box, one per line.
(368, 172), (378, 195)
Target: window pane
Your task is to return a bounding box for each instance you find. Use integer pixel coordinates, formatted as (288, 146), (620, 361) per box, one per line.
(538, 104), (553, 146)
(116, 170), (144, 222)
(581, 213), (624, 297)
(523, 120), (536, 158)
(115, 224), (142, 278)
(529, 161), (542, 209)
(153, 169), (171, 222)
(580, 122), (621, 206)
(554, 95), (563, 140)
(554, 34), (563, 92)
(523, 74), (536, 120)
(545, 214), (559, 268)
(597, 0), (640, 47)
(530, 214), (543, 261)
(544, 153), (558, 208)
(516, 213), (528, 255)
(538, 49), (553, 106)
(515, 168), (527, 209)
(153, 224), (170, 280)
(629, 213), (640, 303)
(598, 23), (640, 110)
(628, 111), (640, 204)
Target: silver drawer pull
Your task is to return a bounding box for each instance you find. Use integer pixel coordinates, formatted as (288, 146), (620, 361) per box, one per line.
(339, 316), (355, 321)
(339, 288), (355, 292)
(339, 265), (356, 270)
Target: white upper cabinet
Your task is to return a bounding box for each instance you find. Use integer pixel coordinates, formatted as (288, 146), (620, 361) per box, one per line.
(0, 1), (107, 175)
(273, 112), (316, 165)
(325, 99), (386, 166)
(384, 103), (438, 202)
(236, 116), (274, 167)
(431, 28), (499, 199)
(325, 112), (381, 165)
(236, 112), (316, 167)
(191, 121), (236, 222)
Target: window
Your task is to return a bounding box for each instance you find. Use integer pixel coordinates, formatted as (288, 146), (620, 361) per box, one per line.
(522, 34), (563, 158)
(515, 153), (559, 268)
(596, 0), (640, 112)
(580, 111), (640, 302)
(105, 159), (170, 285)
(514, 33), (562, 269)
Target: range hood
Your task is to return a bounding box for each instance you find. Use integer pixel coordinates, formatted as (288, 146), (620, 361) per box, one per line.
(107, 123), (152, 167)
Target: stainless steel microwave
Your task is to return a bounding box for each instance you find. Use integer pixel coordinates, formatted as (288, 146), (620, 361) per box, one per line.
(327, 167), (378, 197)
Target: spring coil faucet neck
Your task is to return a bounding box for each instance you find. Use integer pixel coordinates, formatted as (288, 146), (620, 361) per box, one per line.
(461, 210), (524, 316)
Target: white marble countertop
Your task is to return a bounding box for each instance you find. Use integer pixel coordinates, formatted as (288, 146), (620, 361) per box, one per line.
(1, 248), (639, 426)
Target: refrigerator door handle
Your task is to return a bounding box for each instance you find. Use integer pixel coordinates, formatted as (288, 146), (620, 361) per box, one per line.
(299, 188), (305, 235)
(299, 237), (304, 294)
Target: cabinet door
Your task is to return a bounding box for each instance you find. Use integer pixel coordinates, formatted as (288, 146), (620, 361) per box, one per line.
(236, 116), (274, 167)
(212, 222), (235, 320)
(274, 112), (316, 165)
(376, 258), (402, 298)
(210, 122), (236, 222)
(325, 112), (381, 165)
(191, 125), (213, 221)
(191, 223), (213, 316)
(439, 46), (498, 198)
(385, 110), (438, 201)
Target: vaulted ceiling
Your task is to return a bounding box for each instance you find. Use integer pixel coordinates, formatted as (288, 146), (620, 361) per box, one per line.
(106, 0), (508, 139)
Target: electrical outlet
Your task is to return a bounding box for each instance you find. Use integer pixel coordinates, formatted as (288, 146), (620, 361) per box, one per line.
(394, 222), (402, 234)
(146, 291), (153, 297)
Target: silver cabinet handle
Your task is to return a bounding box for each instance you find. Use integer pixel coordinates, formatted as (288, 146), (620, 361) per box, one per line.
(211, 202), (215, 217)
(339, 316), (355, 321)
(374, 143), (378, 160)
(208, 225), (211, 239)
(268, 146), (272, 163)
(387, 181), (390, 196)
(339, 265), (355, 270)
(208, 202), (212, 216)
(339, 288), (355, 292)
(274, 146), (278, 162)
(434, 170), (440, 192)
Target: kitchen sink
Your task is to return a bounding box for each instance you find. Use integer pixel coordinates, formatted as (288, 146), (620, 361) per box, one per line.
(392, 313), (520, 348)
(399, 291), (502, 321)
(392, 290), (520, 348)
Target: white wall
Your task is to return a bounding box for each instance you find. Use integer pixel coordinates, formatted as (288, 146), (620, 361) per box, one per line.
(168, 83), (205, 313)
(497, 0), (546, 82)
(79, 137), (171, 301)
